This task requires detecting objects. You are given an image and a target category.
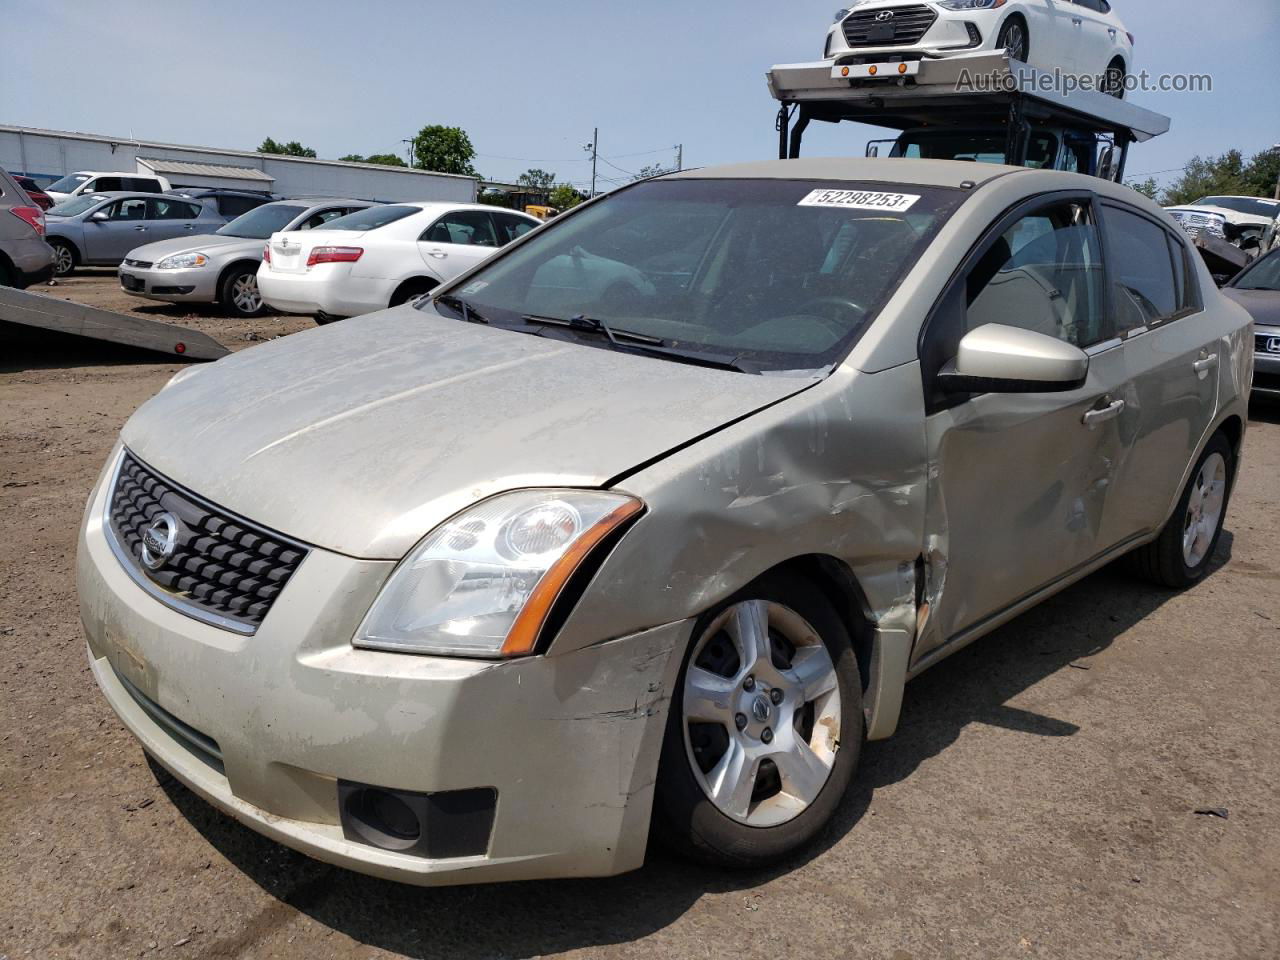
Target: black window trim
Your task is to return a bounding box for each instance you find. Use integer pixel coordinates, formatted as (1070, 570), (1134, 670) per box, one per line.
(917, 188), (1112, 414)
(1095, 199), (1203, 337)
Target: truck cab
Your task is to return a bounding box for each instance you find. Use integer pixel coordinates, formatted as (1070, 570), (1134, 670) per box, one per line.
(869, 124), (1119, 179)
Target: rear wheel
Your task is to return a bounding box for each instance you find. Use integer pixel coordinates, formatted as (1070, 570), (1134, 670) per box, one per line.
(654, 573), (862, 867)
(1104, 58), (1126, 98)
(219, 264), (265, 317)
(50, 239), (76, 277)
(389, 278), (436, 308)
(997, 16), (1029, 64)
(1129, 431), (1234, 588)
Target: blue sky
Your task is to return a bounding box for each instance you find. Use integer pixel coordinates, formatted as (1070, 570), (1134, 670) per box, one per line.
(2, 0), (1276, 192)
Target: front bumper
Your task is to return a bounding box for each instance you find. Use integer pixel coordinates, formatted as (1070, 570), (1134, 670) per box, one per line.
(78, 452), (687, 885)
(118, 263), (219, 304)
(826, 8), (990, 62)
(1253, 340), (1280, 397)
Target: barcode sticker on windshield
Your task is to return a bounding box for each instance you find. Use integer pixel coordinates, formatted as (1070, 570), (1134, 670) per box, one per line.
(797, 189), (920, 212)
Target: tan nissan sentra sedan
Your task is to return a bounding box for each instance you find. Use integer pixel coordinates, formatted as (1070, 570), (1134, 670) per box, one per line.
(78, 158), (1252, 885)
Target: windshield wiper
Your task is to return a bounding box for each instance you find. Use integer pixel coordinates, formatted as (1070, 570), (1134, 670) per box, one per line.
(434, 293), (488, 324)
(521, 314), (756, 373)
(520, 313), (663, 345)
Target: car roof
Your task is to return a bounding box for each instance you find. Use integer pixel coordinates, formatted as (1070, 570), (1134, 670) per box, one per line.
(663, 157), (1025, 189)
(67, 170), (163, 178)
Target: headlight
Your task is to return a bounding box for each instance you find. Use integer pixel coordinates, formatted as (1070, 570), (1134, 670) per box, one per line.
(832, 2), (870, 21)
(938, 0), (1006, 9)
(354, 490), (643, 658)
(156, 252), (208, 269)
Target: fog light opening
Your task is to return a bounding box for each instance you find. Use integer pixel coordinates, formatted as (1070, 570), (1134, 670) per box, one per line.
(343, 787), (422, 851)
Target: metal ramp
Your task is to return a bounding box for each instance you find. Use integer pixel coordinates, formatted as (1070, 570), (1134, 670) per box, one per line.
(0, 284), (229, 361)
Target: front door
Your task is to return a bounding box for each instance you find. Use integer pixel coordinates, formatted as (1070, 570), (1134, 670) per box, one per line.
(83, 196), (150, 262)
(418, 210), (501, 281)
(915, 195), (1131, 662)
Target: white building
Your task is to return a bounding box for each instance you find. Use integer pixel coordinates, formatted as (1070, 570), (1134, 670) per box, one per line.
(0, 125), (478, 203)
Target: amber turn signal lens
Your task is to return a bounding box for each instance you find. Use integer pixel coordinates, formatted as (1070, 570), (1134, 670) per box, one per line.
(500, 499), (644, 656)
(899, 63), (908, 75)
(868, 65), (878, 76)
(841, 66), (850, 77)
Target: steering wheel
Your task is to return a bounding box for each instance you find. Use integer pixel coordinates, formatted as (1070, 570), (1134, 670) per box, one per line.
(792, 296), (869, 332)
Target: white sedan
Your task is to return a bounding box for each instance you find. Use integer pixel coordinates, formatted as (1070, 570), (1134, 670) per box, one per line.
(257, 203), (540, 322)
(824, 0), (1134, 94)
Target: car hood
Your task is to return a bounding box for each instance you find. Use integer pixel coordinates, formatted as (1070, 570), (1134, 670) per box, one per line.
(1169, 205), (1274, 227)
(125, 233), (259, 262)
(1223, 288), (1280, 328)
(120, 306), (814, 559)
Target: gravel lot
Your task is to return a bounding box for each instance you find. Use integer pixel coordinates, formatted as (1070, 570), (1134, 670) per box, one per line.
(2, 275), (1278, 959)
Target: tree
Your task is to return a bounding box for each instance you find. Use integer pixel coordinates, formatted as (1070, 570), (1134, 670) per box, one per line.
(548, 183), (585, 210)
(339, 153), (407, 167)
(412, 125), (477, 176)
(516, 168), (556, 192)
(1127, 177), (1159, 201)
(632, 163), (674, 182)
(257, 137), (317, 158)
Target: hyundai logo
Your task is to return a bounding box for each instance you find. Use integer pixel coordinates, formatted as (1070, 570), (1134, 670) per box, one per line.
(876, 10), (895, 21)
(140, 512), (180, 570)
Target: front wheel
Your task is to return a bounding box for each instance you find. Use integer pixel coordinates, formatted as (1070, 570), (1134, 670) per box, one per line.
(654, 573), (863, 867)
(220, 265), (265, 317)
(997, 17), (1029, 64)
(1129, 431), (1234, 588)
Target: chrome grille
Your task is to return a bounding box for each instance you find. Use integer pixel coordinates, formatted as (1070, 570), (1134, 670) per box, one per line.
(1257, 333), (1280, 356)
(106, 451), (308, 633)
(841, 4), (937, 48)
(123, 258), (153, 268)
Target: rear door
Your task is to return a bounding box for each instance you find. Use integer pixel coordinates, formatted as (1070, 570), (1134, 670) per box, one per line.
(915, 193), (1132, 662)
(1070, 0), (1119, 74)
(418, 210), (501, 279)
(1036, 0), (1083, 70)
(146, 198), (204, 241)
(83, 196), (150, 261)
(1095, 202), (1220, 536)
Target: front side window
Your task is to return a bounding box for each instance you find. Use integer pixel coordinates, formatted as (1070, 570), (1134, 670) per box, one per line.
(216, 203), (306, 238)
(46, 173), (89, 193)
(965, 200), (1107, 348)
(49, 195), (107, 218)
(436, 178), (964, 372)
(423, 210), (499, 247)
(1102, 204), (1179, 332)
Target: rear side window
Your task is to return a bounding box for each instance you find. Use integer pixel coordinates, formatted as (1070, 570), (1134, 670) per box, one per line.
(125, 178), (162, 193)
(94, 176), (125, 192)
(218, 195), (265, 218)
(148, 199), (200, 220)
(965, 200), (1107, 348)
(1102, 205), (1178, 332)
(492, 212), (537, 244)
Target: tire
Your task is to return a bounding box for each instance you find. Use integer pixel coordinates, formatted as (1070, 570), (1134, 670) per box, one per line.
(49, 239), (76, 277)
(219, 264), (266, 318)
(996, 16), (1029, 64)
(1104, 58), (1126, 99)
(1129, 431), (1234, 588)
(389, 278), (436, 308)
(0, 258), (13, 288)
(314, 312), (343, 326)
(653, 572), (863, 868)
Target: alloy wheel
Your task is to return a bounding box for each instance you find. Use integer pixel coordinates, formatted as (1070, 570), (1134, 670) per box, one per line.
(53, 244), (74, 275)
(1002, 24), (1027, 62)
(681, 599), (841, 827)
(231, 273), (263, 314)
(1182, 452), (1226, 568)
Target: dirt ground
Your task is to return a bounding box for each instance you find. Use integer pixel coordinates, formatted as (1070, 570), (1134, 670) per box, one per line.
(2, 275), (1278, 960)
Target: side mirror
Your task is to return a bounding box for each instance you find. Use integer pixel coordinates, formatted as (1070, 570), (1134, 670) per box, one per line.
(90, 210), (110, 221)
(938, 323), (1089, 394)
(1098, 146), (1116, 182)
(866, 143), (880, 158)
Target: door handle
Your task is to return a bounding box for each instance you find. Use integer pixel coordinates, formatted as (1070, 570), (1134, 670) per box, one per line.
(1072, 17), (1083, 25)
(134, 225), (147, 231)
(1082, 399), (1125, 427)
(428, 249), (448, 259)
(1108, 27), (1117, 35)
(1193, 354), (1219, 374)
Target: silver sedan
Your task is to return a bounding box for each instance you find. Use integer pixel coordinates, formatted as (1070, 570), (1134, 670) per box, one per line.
(118, 199), (375, 317)
(78, 158), (1252, 885)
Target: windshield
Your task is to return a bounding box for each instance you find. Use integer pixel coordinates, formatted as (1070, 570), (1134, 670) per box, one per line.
(315, 205), (419, 232)
(896, 131), (1058, 168)
(430, 178), (964, 372)
(1231, 250), (1280, 291)
(46, 173), (89, 193)
(1194, 197), (1280, 219)
(216, 203), (307, 239)
(47, 195), (107, 218)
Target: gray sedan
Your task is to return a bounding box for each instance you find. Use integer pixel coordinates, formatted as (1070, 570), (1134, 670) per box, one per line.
(118, 199), (376, 317)
(78, 158), (1251, 885)
(45, 193), (224, 276)
(1223, 248), (1280, 399)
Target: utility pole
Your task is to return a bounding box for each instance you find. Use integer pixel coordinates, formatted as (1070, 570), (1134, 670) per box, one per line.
(676, 144), (683, 171)
(584, 128), (599, 197)
(403, 138), (415, 168)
